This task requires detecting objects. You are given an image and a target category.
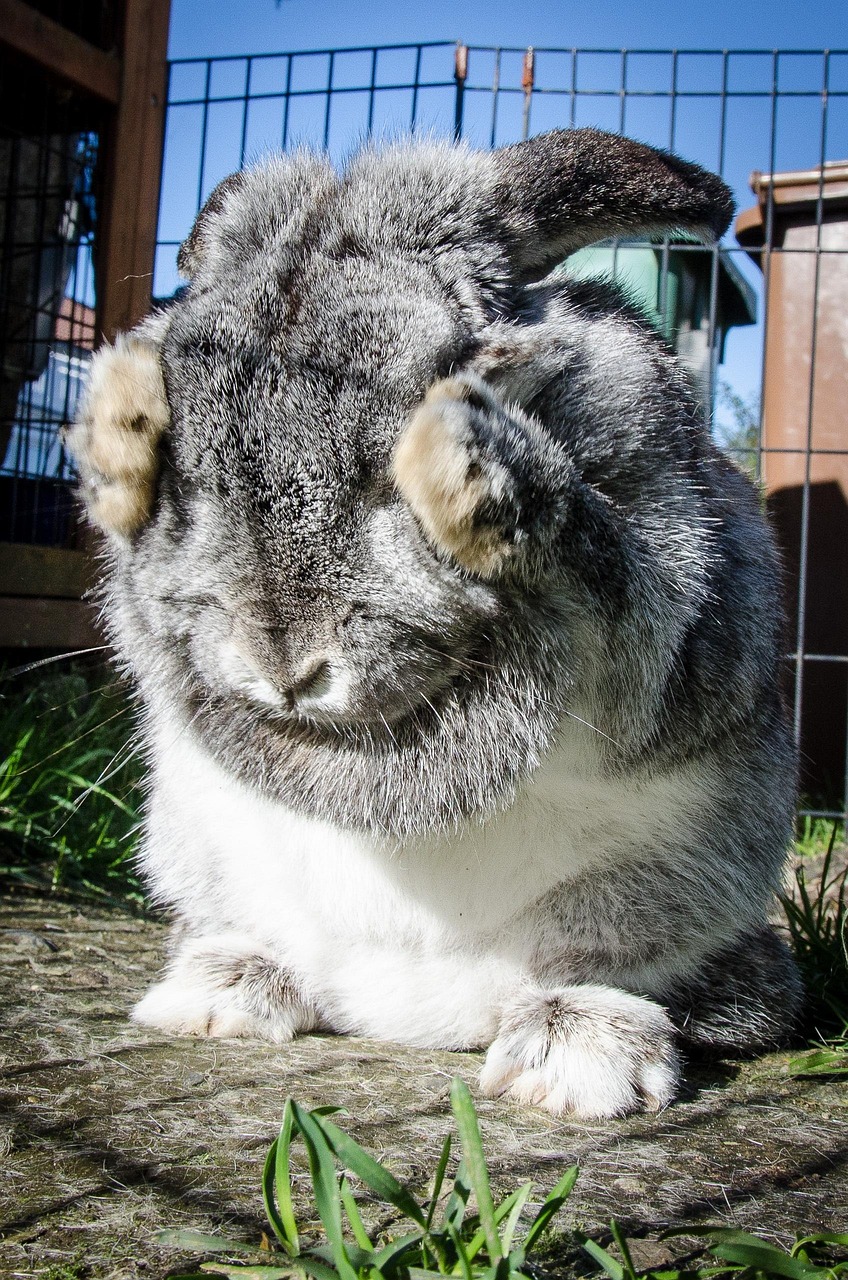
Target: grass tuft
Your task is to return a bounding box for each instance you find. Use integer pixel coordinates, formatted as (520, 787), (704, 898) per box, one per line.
(782, 820), (848, 1076)
(159, 1077), (579, 1280)
(160, 1080), (848, 1280)
(0, 662), (144, 904)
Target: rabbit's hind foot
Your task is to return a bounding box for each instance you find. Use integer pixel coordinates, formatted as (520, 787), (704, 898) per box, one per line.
(480, 983), (680, 1119)
(132, 932), (323, 1044)
(666, 926), (804, 1055)
(64, 335), (168, 538)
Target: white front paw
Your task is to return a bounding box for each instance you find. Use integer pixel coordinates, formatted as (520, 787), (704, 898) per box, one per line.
(132, 977), (297, 1044)
(132, 933), (321, 1044)
(65, 335), (169, 538)
(480, 984), (680, 1119)
(392, 375), (514, 577)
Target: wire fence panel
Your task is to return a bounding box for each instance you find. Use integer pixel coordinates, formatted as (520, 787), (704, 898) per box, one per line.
(3, 40), (846, 818)
(0, 44), (100, 549)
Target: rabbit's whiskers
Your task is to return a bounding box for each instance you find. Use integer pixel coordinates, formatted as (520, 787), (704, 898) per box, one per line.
(561, 709), (622, 749)
(1, 646), (109, 681)
(48, 732), (142, 839)
(12, 707), (129, 779)
(414, 639), (617, 746)
(37, 677), (128, 719)
(377, 712), (400, 748)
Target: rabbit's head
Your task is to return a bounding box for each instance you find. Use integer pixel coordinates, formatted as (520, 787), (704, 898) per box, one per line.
(92, 131), (733, 835)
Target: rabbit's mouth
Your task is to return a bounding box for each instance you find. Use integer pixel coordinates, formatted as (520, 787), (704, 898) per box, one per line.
(214, 635), (469, 738)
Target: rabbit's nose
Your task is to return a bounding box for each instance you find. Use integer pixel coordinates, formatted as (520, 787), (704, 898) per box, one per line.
(284, 658), (333, 711)
(220, 638), (349, 719)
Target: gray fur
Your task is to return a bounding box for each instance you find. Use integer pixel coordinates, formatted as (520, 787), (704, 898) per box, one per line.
(75, 129), (800, 1103)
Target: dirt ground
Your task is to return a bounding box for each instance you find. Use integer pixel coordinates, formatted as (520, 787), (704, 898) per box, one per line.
(1, 890), (846, 1280)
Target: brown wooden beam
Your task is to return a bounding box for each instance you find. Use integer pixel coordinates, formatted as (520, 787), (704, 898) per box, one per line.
(96, 0), (172, 341)
(0, 596), (101, 648)
(0, 543), (93, 599)
(0, 0), (121, 103)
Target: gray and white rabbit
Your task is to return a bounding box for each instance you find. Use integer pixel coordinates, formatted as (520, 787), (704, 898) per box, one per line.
(67, 129), (801, 1119)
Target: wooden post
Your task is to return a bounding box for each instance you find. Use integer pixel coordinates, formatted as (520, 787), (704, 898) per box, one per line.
(0, 0), (121, 102)
(0, 0), (170, 647)
(96, 0), (172, 342)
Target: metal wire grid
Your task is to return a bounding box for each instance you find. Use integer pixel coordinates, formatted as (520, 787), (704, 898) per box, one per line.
(0, 43), (100, 548)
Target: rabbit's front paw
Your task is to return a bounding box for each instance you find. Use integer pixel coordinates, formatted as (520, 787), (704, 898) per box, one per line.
(393, 375), (517, 576)
(132, 934), (322, 1044)
(481, 984), (680, 1119)
(65, 335), (168, 537)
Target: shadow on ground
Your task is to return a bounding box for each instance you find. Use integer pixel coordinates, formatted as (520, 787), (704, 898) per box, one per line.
(1, 891), (846, 1279)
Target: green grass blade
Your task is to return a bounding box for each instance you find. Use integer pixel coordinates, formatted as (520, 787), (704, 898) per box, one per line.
(315, 1114), (427, 1228)
(262, 1137), (293, 1253)
(709, 1244), (828, 1279)
(449, 1077), (501, 1263)
(579, 1236), (626, 1280)
(373, 1231), (428, 1272)
(794, 1235), (848, 1253)
(463, 1185), (532, 1263)
(471, 1263), (504, 1280)
(310, 1242), (374, 1271)
(49, 769), (138, 816)
(521, 1166), (578, 1255)
(446, 1222), (474, 1280)
(156, 1229), (258, 1255)
(442, 1157), (471, 1233)
(293, 1247), (359, 1280)
(338, 1175), (375, 1252)
(271, 1102), (300, 1254)
(610, 1220), (640, 1280)
(506, 1247), (527, 1275)
(426, 1134), (452, 1230)
(664, 1230), (836, 1280)
(788, 1048), (848, 1077)
(499, 1183), (533, 1255)
(288, 1103), (358, 1280)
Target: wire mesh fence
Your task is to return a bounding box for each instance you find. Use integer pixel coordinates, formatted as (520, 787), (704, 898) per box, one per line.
(2, 39), (846, 817)
(0, 42), (100, 548)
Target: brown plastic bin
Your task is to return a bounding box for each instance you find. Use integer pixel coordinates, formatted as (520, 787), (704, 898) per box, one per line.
(736, 163), (848, 809)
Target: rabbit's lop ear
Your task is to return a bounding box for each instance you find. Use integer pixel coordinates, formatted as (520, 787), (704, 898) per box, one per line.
(492, 128), (734, 283)
(177, 171), (248, 280)
(176, 156), (338, 282)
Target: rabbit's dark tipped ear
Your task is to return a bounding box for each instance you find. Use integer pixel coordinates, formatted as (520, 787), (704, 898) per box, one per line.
(177, 171), (248, 279)
(492, 128), (734, 282)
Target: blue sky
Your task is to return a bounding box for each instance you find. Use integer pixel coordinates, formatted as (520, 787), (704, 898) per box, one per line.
(169, 0), (848, 62)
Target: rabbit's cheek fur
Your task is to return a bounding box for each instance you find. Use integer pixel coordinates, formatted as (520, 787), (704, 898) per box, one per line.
(175, 552), (491, 730)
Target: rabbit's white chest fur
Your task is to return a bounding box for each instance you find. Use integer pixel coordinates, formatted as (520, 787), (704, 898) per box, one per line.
(141, 716), (712, 1048)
